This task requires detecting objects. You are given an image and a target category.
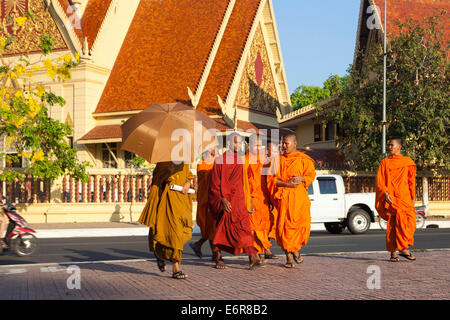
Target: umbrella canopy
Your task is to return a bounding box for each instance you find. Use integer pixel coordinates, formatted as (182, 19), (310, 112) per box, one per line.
(121, 102), (218, 164)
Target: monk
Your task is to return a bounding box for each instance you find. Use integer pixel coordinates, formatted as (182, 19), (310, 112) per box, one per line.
(272, 134), (316, 268)
(139, 161), (195, 279)
(208, 132), (264, 270)
(376, 138), (417, 262)
(189, 149), (217, 260)
(246, 135), (277, 260)
(265, 142), (280, 241)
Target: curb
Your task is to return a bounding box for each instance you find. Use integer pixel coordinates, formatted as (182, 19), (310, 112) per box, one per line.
(33, 221), (450, 239)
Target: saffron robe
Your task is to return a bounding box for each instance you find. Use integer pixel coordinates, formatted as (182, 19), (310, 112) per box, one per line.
(273, 151), (316, 252)
(208, 151), (256, 256)
(196, 157), (216, 240)
(138, 162), (195, 262)
(375, 154), (417, 252)
(265, 155), (280, 240)
(246, 152), (272, 254)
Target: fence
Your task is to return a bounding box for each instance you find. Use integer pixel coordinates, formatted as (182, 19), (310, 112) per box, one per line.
(1, 171), (449, 204)
(62, 173), (152, 204)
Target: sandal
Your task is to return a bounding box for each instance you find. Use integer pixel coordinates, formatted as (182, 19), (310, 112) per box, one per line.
(172, 271), (188, 279)
(249, 260), (266, 271)
(399, 252), (416, 261)
(156, 259), (166, 272)
(284, 262), (294, 268)
(189, 242), (202, 259)
(292, 252), (303, 264)
(0, 240), (8, 248)
(389, 255), (399, 262)
(264, 253), (278, 260)
(215, 259), (227, 269)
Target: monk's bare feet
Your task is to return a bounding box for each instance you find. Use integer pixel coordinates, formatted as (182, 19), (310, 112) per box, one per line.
(215, 259), (227, 269)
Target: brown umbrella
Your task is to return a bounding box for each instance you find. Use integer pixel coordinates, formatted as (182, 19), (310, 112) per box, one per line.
(121, 102), (218, 164)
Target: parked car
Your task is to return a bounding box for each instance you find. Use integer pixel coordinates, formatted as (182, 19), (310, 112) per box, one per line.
(308, 175), (377, 234)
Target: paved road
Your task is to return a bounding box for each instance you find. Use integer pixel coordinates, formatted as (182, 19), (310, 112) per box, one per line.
(1, 228), (449, 266)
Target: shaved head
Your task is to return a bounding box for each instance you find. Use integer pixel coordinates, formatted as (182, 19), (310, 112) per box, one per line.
(281, 133), (298, 155)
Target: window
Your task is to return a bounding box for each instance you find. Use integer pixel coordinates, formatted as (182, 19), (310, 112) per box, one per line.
(102, 143), (118, 168)
(125, 151), (139, 168)
(325, 122), (335, 141)
(314, 124), (322, 142)
(307, 184), (314, 195)
(318, 177), (337, 194)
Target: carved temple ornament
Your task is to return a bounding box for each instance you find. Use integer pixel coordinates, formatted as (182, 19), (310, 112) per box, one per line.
(0, 0), (68, 55)
(235, 25), (281, 116)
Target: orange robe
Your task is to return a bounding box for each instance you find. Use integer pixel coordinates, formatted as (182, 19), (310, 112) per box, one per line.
(376, 154), (416, 252)
(196, 158), (216, 240)
(265, 156), (280, 240)
(246, 152), (272, 254)
(273, 151), (316, 253)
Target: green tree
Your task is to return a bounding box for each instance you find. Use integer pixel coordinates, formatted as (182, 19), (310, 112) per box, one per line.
(317, 11), (449, 172)
(290, 74), (348, 110)
(0, 14), (91, 183)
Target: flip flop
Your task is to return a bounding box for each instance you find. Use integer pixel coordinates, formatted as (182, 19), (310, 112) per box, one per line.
(188, 242), (202, 259)
(284, 262), (294, 268)
(264, 253), (279, 259)
(292, 253), (303, 264)
(156, 259), (166, 272)
(172, 271), (188, 279)
(249, 260), (266, 271)
(399, 252), (416, 261)
(215, 259), (227, 269)
(389, 256), (399, 262)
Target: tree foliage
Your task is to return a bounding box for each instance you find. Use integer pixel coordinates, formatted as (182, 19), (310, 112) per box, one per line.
(317, 12), (449, 172)
(0, 14), (91, 182)
(290, 74), (348, 110)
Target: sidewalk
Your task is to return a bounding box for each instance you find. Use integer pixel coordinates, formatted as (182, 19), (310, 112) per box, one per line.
(29, 219), (450, 239)
(0, 250), (448, 300)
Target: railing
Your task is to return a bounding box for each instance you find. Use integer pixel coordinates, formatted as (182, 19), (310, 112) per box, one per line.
(1, 170), (449, 204)
(62, 173), (152, 203)
(0, 175), (51, 204)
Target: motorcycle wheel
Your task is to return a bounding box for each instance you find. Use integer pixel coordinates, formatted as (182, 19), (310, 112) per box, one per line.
(416, 214), (425, 229)
(13, 233), (38, 257)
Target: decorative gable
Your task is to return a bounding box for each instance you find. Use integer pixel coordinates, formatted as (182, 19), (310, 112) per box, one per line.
(235, 24), (280, 115)
(0, 0), (68, 55)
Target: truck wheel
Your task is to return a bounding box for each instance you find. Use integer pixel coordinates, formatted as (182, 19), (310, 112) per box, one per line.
(347, 209), (371, 234)
(324, 222), (345, 234)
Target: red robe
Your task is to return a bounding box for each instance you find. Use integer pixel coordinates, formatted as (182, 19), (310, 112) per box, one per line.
(208, 151), (257, 256)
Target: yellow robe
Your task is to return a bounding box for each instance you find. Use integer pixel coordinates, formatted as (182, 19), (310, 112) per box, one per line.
(139, 162), (195, 263)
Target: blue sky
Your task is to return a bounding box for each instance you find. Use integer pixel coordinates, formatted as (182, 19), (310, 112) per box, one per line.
(272, 0), (361, 93)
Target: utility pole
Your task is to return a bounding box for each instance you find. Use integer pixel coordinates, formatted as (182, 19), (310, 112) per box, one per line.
(382, 0), (387, 156)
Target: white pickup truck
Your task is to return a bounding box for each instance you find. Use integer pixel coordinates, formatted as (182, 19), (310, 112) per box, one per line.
(308, 174), (377, 234)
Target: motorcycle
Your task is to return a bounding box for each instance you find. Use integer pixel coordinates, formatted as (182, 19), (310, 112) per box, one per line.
(378, 205), (428, 230)
(0, 197), (38, 257)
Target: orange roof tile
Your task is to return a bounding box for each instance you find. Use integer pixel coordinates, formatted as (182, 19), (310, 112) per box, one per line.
(196, 0), (262, 115)
(81, 0), (113, 51)
(94, 0), (230, 114)
(372, 0), (449, 41)
(79, 124), (122, 141)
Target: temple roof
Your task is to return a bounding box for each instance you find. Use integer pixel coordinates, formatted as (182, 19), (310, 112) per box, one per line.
(94, 0), (265, 116)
